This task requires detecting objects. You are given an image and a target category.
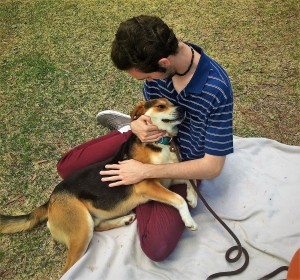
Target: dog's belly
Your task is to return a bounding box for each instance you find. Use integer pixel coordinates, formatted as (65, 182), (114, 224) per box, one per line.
(84, 192), (148, 225)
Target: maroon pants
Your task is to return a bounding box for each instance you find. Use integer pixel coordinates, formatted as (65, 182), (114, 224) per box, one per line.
(57, 130), (189, 262)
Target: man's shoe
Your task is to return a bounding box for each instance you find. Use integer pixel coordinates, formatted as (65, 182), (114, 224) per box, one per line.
(96, 110), (130, 131)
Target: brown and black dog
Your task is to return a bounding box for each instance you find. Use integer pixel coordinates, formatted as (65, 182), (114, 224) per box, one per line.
(0, 98), (198, 275)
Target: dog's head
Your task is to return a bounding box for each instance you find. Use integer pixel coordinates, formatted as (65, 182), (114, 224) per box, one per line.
(130, 98), (185, 135)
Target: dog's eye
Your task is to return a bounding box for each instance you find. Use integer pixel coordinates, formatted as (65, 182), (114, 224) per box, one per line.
(157, 104), (166, 109)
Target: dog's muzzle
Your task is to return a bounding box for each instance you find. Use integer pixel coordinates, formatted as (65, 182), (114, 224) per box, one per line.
(162, 107), (186, 123)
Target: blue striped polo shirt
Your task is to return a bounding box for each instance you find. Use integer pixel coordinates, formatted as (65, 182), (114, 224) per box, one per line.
(142, 43), (234, 161)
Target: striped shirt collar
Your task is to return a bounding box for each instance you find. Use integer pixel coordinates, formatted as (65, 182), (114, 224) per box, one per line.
(164, 43), (211, 96)
(185, 44), (211, 95)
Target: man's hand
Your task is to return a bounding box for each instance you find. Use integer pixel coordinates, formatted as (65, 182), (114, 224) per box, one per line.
(131, 115), (165, 142)
(100, 159), (148, 187)
(100, 115), (165, 188)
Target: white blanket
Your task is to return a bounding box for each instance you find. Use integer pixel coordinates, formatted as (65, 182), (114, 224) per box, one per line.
(61, 137), (300, 280)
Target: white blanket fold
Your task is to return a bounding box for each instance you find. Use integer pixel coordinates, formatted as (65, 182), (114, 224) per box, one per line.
(62, 137), (300, 280)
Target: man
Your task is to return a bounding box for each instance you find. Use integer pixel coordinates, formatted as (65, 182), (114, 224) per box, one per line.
(57, 15), (233, 262)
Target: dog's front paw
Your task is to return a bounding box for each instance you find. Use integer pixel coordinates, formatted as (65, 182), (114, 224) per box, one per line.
(187, 194), (198, 208)
(123, 213), (136, 226)
(178, 200), (198, 231)
(187, 185), (198, 208)
(186, 218), (198, 231)
(181, 209), (198, 230)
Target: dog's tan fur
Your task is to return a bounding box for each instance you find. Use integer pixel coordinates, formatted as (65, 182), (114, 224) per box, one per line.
(0, 98), (198, 275)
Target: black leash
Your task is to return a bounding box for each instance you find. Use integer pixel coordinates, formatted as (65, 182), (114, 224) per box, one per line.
(189, 179), (250, 279)
(169, 139), (289, 279)
(257, 266), (289, 280)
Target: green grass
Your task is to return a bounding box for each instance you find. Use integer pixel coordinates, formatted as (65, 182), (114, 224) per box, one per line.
(0, 0), (299, 279)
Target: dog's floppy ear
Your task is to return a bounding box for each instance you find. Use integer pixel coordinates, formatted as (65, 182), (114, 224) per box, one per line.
(130, 101), (146, 121)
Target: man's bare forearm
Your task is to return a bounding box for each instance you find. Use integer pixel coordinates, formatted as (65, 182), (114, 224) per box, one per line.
(142, 154), (226, 181)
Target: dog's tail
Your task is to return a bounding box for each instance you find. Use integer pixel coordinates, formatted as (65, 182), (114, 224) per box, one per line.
(0, 202), (49, 234)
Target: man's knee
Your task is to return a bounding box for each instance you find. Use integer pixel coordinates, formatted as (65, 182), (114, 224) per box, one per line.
(140, 239), (173, 262)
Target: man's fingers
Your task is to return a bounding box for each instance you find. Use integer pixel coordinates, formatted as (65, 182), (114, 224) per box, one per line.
(103, 164), (120, 170)
(101, 175), (122, 182)
(139, 115), (152, 124)
(139, 131), (166, 143)
(143, 124), (161, 133)
(146, 128), (165, 134)
(108, 181), (125, 187)
(146, 134), (166, 142)
(100, 168), (119, 177)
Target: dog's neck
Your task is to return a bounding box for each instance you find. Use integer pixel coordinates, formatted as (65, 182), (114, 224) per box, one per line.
(156, 136), (173, 145)
(155, 125), (178, 146)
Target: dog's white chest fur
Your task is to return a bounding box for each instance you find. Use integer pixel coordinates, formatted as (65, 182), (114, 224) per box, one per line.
(150, 144), (179, 165)
(150, 144), (179, 188)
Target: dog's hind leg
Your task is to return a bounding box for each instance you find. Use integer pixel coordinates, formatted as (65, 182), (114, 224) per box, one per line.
(94, 212), (136, 231)
(47, 194), (94, 275)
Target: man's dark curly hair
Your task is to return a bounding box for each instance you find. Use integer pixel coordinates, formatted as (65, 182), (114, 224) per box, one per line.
(111, 15), (179, 73)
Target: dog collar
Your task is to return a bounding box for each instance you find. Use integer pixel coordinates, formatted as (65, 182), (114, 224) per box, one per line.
(156, 136), (172, 145)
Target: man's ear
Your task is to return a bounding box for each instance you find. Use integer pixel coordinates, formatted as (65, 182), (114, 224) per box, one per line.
(158, 58), (171, 68)
(130, 101), (146, 121)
